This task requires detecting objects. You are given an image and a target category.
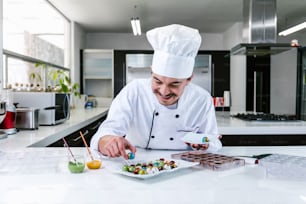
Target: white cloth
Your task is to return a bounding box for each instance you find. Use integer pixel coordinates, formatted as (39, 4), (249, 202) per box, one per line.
(146, 24), (201, 79)
(90, 78), (222, 152)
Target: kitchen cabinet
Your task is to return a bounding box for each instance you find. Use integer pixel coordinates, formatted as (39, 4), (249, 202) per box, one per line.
(47, 114), (106, 147)
(80, 49), (114, 99)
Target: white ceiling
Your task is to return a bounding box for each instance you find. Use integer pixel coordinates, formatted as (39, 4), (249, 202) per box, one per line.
(48, 0), (306, 34)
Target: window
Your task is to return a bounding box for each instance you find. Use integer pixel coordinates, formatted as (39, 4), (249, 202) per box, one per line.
(3, 0), (70, 90)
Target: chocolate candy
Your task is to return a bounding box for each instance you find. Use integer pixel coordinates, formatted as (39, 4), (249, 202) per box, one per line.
(127, 152), (135, 160)
(202, 137), (209, 143)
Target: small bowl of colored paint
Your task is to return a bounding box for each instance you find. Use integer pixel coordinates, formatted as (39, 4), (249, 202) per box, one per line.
(86, 159), (102, 169)
(68, 155), (85, 173)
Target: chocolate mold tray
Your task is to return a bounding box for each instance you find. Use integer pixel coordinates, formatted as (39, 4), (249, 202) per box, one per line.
(258, 154), (306, 180)
(171, 151), (245, 171)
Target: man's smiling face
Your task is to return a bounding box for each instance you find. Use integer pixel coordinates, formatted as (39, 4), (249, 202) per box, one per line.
(151, 73), (192, 106)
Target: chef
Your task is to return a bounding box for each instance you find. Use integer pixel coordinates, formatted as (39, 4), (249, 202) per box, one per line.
(90, 24), (222, 159)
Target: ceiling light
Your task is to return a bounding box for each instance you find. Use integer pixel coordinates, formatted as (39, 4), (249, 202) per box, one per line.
(278, 22), (306, 36)
(130, 17), (141, 36)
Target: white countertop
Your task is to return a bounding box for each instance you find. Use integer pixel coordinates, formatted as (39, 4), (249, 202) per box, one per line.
(216, 112), (306, 135)
(0, 109), (306, 203)
(0, 107), (108, 151)
(1, 146), (306, 204)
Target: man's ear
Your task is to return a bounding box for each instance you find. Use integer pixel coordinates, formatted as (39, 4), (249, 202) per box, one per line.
(187, 74), (194, 82)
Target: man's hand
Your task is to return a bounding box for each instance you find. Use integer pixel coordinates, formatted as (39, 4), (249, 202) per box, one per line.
(185, 134), (222, 150)
(185, 142), (209, 150)
(98, 135), (136, 159)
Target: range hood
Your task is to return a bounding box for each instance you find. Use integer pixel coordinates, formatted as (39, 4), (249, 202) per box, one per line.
(231, 43), (292, 56)
(231, 0), (293, 56)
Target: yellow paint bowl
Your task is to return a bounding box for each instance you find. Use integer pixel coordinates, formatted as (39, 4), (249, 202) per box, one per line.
(86, 159), (102, 169)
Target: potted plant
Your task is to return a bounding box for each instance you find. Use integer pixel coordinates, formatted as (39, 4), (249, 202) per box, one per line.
(33, 63), (81, 108)
(47, 68), (80, 96)
(28, 63), (47, 91)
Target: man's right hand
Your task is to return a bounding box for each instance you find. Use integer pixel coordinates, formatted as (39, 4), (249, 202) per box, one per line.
(98, 135), (136, 159)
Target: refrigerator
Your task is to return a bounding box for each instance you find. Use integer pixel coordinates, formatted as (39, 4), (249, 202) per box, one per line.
(244, 47), (298, 114)
(125, 54), (212, 93)
(297, 47), (306, 120)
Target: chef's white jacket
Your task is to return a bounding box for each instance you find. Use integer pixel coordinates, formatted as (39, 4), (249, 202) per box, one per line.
(90, 78), (222, 152)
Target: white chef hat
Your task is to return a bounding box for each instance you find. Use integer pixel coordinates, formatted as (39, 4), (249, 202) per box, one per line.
(147, 24), (202, 79)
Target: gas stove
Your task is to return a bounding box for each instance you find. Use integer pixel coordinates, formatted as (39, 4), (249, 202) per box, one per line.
(232, 113), (298, 121)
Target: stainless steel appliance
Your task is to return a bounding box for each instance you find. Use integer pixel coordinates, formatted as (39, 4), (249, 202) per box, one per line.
(16, 107), (39, 129)
(13, 92), (70, 125)
(230, 0), (298, 114)
(125, 53), (212, 93)
(231, 0), (292, 55)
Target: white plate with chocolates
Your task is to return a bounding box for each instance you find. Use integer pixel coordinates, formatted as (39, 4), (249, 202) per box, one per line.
(114, 158), (198, 179)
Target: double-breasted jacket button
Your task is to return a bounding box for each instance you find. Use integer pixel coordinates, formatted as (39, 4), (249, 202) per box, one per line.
(151, 135), (155, 138)
(169, 137), (174, 141)
(175, 114), (180, 118)
(155, 112), (159, 116)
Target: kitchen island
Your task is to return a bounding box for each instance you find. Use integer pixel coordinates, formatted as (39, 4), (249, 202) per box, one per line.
(0, 146), (306, 204)
(1, 109), (306, 203)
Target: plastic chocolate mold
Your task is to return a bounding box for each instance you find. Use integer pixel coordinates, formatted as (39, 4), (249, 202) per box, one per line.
(258, 154), (306, 180)
(171, 151), (245, 171)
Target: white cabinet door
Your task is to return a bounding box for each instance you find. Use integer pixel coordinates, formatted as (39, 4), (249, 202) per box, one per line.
(82, 49), (114, 100)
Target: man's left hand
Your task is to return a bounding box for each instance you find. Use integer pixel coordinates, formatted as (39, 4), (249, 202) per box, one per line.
(185, 142), (209, 150)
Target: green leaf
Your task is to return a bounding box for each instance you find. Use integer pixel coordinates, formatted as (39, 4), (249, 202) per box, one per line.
(64, 76), (71, 84)
(29, 73), (36, 80)
(61, 83), (69, 93)
(72, 83), (80, 90)
(35, 63), (47, 69)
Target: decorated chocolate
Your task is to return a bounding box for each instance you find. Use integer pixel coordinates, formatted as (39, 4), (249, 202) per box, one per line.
(122, 158), (178, 175)
(181, 132), (213, 144)
(127, 152), (135, 160)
